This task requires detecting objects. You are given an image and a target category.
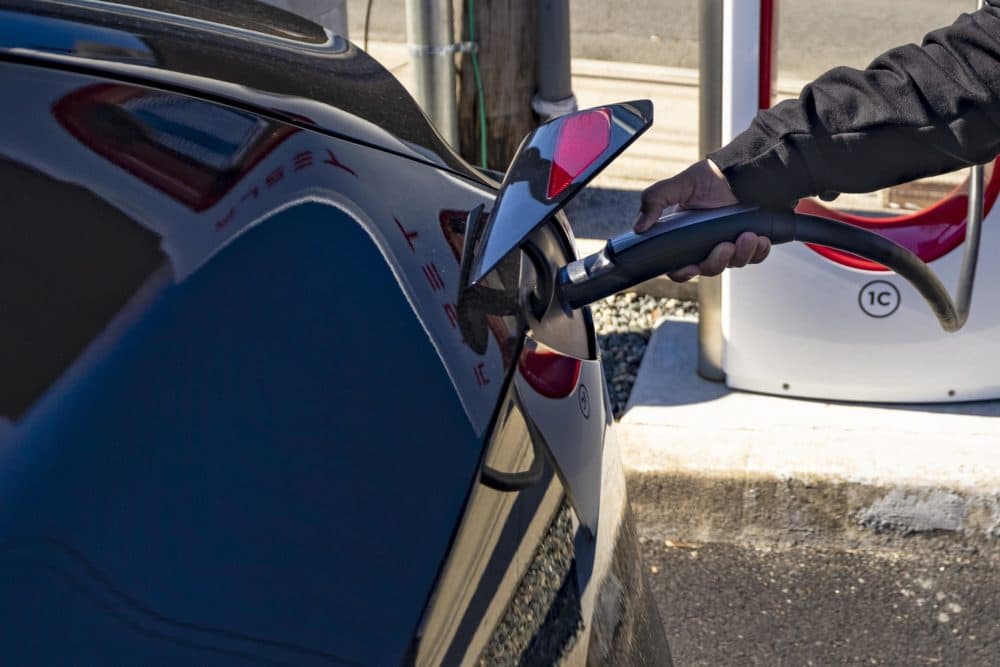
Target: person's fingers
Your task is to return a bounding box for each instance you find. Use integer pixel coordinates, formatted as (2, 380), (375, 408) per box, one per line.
(667, 234), (771, 283)
(633, 209), (660, 234)
(728, 232), (759, 268)
(667, 265), (700, 282)
(634, 160), (741, 233)
(634, 177), (693, 233)
(698, 241), (736, 277)
(751, 236), (772, 264)
(635, 183), (672, 233)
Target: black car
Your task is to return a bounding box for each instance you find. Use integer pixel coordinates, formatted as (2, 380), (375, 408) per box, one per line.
(0, 1), (670, 664)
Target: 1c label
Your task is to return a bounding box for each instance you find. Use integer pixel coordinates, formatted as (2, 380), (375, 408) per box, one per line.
(859, 280), (901, 318)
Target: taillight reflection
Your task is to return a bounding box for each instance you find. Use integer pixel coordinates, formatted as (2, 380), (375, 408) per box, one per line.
(546, 109), (611, 200)
(518, 344), (582, 399)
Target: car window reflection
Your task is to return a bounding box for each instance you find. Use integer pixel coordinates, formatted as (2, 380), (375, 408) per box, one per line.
(54, 84), (295, 211)
(0, 157), (164, 421)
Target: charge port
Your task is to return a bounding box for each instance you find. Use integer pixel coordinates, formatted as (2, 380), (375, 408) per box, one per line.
(520, 241), (553, 321)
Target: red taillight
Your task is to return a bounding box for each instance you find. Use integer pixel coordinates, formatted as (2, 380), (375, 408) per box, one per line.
(518, 345), (582, 399)
(546, 109), (612, 200)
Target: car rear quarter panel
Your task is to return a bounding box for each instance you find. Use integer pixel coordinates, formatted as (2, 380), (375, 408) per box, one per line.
(0, 17), (671, 660)
(0, 61), (512, 665)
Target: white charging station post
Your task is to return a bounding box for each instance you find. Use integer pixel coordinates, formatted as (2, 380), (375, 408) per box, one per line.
(721, 1), (765, 147)
(707, 0), (1000, 403)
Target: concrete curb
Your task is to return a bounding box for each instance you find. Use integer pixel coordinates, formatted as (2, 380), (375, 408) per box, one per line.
(618, 316), (1000, 552)
(624, 470), (1000, 552)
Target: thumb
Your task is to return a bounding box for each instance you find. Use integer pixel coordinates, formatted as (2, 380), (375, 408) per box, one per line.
(633, 175), (694, 233)
(633, 207), (662, 234)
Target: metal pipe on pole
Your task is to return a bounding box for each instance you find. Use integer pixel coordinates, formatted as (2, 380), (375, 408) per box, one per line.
(533, 0), (577, 120)
(405, 0), (459, 147)
(956, 0), (988, 321)
(697, 0), (726, 381)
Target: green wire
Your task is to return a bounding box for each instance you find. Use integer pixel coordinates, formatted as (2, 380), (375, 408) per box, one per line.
(468, 0), (488, 169)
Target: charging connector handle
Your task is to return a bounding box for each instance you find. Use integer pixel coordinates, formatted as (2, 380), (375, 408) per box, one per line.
(558, 206), (966, 332)
(559, 206), (793, 310)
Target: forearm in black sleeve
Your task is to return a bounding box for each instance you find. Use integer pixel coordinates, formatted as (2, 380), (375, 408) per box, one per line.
(709, 1), (1000, 206)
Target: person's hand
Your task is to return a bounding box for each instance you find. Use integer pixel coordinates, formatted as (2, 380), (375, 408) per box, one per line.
(633, 159), (771, 282)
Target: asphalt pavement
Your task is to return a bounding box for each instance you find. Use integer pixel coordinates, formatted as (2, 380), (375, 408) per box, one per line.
(642, 540), (1000, 666)
(348, 0), (972, 80)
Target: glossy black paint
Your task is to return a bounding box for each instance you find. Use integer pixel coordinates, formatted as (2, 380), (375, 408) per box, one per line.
(1, 0), (479, 177)
(0, 60), (513, 426)
(0, 61), (513, 665)
(0, 2), (671, 664)
(108, 0), (329, 42)
(1, 206), (484, 665)
(408, 379), (572, 663)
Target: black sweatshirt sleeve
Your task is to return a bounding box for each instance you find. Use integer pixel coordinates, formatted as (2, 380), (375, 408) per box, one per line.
(709, 1), (1000, 206)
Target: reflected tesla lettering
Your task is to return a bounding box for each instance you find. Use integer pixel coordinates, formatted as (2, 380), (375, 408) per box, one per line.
(394, 217), (419, 251)
(324, 149), (357, 177)
(422, 263), (445, 291)
(474, 363), (490, 386)
(265, 165), (285, 188)
(214, 207), (236, 231)
(292, 150), (314, 171)
(206, 146), (366, 234)
(443, 303), (459, 328)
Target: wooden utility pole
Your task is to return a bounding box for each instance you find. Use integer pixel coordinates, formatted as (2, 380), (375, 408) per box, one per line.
(455, 0), (538, 172)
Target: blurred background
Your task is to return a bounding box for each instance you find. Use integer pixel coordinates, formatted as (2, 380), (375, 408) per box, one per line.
(347, 0), (967, 80)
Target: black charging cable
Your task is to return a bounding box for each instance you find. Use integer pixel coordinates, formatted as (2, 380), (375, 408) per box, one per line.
(558, 208), (968, 332)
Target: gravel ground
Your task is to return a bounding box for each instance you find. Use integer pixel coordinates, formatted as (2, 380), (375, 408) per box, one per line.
(592, 293), (697, 419)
